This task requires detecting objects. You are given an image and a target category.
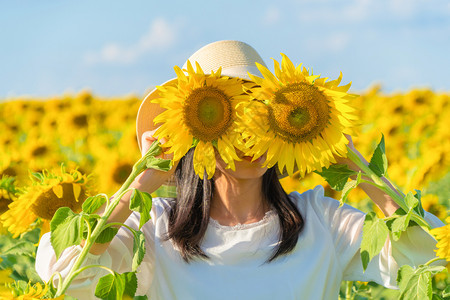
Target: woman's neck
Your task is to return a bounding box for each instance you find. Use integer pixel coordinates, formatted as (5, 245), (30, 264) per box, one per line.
(210, 174), (269, 226)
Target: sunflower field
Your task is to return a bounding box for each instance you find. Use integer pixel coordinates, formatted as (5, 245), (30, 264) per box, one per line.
(0, 87), (449, 299)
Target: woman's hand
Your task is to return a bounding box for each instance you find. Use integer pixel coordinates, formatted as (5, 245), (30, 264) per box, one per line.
(87, 129), (178, 255)
(130, 129), (178, 194)
(334, 134), (366, 173)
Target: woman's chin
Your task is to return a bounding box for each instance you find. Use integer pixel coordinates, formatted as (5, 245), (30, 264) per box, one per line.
(215, 156), (268, 180)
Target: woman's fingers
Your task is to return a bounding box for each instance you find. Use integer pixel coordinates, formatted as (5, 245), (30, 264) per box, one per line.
(141, 130), (173, 160)
(141, 130), (158, 156)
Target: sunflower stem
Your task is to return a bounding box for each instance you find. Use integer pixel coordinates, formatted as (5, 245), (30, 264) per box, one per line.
(55, 141), (164, 297)
(424, 257), (443, 266)
(70, 264), (115, 279)
(345, 281), (354, 300)
(345, 146), (432, 231)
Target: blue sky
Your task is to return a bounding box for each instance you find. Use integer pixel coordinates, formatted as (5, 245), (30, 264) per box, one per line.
(1, 0), (449, 98)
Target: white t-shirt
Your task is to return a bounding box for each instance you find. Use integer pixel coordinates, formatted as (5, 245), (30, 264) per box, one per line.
(35, 185), (443, 300)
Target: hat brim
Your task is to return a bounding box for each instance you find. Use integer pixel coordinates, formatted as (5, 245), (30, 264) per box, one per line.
(136, 78), (177, 152)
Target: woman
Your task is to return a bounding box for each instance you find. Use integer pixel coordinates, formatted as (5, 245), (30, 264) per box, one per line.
(36, 40), (443, 299)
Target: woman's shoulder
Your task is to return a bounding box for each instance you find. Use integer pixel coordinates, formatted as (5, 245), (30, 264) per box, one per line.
(289, 185), (337, 209)
(288, 185), (363, 221)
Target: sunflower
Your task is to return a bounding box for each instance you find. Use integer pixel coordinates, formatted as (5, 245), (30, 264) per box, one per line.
(152, 61), (252, 179)
(420, 194), (447, 221)
(431, 217), (450, 261)
(0, 281), (65, 300)
(0, 259), (14, 286)
(244, 54), (358, 177)
(0, 166), (93, 238)
(0, 176), (19, 215)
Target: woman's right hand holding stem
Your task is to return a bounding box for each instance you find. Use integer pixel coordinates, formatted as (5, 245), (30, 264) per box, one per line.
(87, 129), (176, 254)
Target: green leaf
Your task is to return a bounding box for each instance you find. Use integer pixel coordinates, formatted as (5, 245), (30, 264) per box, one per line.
(95, 272), (137, 300)
(386, 192), (421, 241)
(390, 213), (412, 241)
(95, 227), (119, 244)
(133, 296), (148, 300)
(82, 194), (108, 214)
(315, 164), (357, 191)
(31, 172), (45, 183)
(397, 264), (445, 300)
(360, 212), (389, 271)
(368, 134), (388, 177)
(404, 191), (419, 209)
(145, 140), (163, 157)
(153, 184), (177, 198)
(1, 241), (36, 257)
(145, 156), (172, 172)
(129, 189), (153, 229)
(50, 207), (84, 259)
(132, 231), (146, 272)
(413, 190), (425, 218)
(442, 285), (450, 298)
(339, 172), (362, 207)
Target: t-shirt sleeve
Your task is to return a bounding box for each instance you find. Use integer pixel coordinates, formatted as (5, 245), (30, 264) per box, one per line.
(35, 197), (166, 298)
(299, 185), (444, 289)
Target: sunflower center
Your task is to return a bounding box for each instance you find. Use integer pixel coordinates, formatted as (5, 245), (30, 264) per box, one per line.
(32, 146), (48, 157)
(0, 194), (13, 214)
(183, 86), (233, 142)
(73, 114), (88, 128)
(268, 82), (330, 143)
(288, 108), (311, 128)
(113, 163), (133, 185)
(31, 183), (86, 220)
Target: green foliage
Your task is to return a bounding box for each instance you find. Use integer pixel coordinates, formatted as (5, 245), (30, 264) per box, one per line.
(340, 171), (362, 207)
(412, 190), (425, 218)
(1, 241), (36, 257)
(360, 212), (389, 271)
(95, 271), (137, 300)
(129, 189), (153, 230)
(0, 175), (19, 195)
(368, 134), (388, 177)
(95, 227), (119, 244)
(427, 172), (450, 209)
(0, 229), (41, 282)
(315, 164), (357, 191)
(132, 230), (146, 272)
(442, 285), (450, 298)
(82, 194), (108, 214)
(387, 209), (411, 241)
(50, 207), (84, 259)
(397, 264), (446, 300)
(145, 156), (172, 172)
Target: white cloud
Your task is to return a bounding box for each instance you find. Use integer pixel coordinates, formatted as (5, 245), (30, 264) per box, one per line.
(84, 17), (177, 65)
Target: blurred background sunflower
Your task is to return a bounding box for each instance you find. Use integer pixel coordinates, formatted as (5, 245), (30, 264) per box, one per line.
(0, 166), (93, 238)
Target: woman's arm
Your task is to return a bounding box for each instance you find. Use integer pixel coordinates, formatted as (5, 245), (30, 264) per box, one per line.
(86, 129), (176, 255)
(335, 135), (400, 217)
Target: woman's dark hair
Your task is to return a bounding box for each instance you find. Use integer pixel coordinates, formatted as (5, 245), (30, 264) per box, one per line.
(164, 148), (304, 262)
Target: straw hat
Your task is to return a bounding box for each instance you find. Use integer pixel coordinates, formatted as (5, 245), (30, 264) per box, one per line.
(136, 40), (267, 152)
